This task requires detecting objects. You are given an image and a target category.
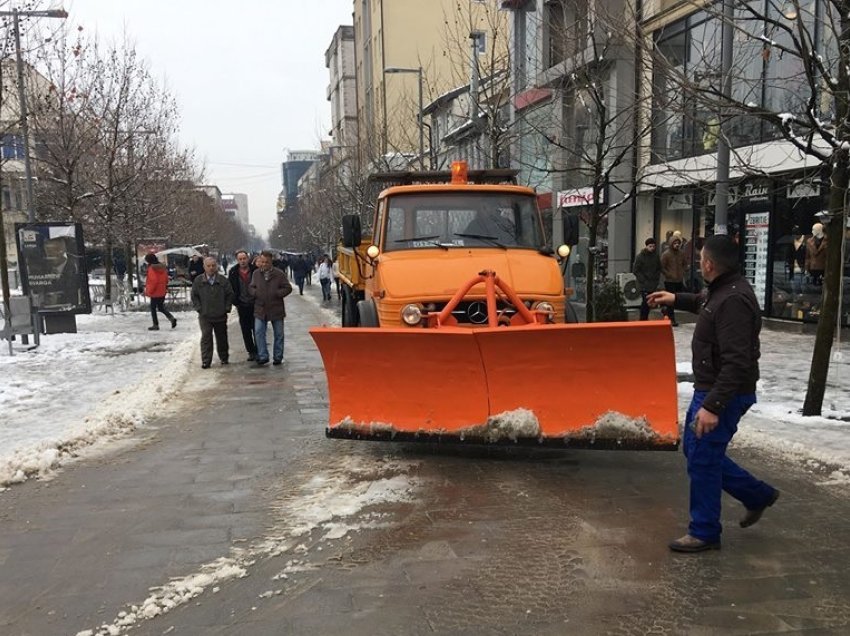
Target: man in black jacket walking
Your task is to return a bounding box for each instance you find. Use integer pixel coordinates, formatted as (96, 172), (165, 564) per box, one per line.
(649, 235), (779, 553)
(228, 250), (257, 361)
(632, 237), (662, 320)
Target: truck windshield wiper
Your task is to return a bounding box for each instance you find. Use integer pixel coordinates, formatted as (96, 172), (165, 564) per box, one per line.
(453, 233), (508, 250)
(394, 235), (449, 250)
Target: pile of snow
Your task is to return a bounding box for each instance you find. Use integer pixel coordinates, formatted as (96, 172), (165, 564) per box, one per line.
(460, 408), (540, 442)
(1, 311), (196, 488)
(573, 411), (663, 442)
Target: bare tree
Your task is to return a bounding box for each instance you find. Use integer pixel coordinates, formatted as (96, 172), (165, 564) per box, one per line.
(651, 0), (847, 415)
(516, 0), (653, 320)
(439, 0), (513, 169)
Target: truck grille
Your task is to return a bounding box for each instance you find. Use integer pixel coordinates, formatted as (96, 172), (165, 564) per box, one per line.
(432, 300), (519, 325)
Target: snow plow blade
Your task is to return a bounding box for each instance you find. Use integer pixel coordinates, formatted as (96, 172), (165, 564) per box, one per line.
(309, 321), (679, 450)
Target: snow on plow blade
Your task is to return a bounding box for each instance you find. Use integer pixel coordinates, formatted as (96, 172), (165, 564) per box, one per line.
(309, 321), (679, 450)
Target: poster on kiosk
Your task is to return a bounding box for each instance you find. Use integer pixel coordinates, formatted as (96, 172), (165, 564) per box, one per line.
(15, 222), (91, 314)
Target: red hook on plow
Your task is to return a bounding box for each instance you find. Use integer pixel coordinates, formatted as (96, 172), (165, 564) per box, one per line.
(425, 270), (549, 328)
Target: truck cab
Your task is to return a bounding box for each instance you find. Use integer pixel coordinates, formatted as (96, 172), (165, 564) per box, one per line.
(338, 162), (569, 328)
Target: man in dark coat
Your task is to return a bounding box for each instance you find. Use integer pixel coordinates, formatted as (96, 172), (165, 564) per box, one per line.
(249, 250), (293, 366)
(649, 235), (778, 553)
(188, 254), (205, 282)
(228, 250), (257, 361)
(292, 255), (311, 295)
(632, 237), (662, 320)
(191, 257), (234, 369)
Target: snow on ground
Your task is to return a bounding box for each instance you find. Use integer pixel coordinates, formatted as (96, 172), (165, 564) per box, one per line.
(0, 309), (198, 487)
(77, 455), (421, 636)
(673, 323), (850, 483)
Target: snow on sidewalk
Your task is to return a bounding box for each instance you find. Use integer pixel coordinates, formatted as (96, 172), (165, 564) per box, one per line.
(0, 310), (197, 487)
(674, 324), (850, 483)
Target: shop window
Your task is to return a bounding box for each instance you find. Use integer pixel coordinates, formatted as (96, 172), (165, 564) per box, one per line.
(769, 187), (830, 323)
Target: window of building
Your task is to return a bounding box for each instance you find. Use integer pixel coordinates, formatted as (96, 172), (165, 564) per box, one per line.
(652, 2), (834, 163)
(472, 31), (486, 54)
(1, 134), (25, 160)
(652, 21), (687, 161)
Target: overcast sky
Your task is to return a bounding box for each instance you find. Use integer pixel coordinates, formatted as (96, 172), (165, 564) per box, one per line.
(65, 0), (355, 238)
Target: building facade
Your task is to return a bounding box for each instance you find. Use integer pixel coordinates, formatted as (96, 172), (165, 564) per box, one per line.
(637, 0), (849, 326)
(502, 0), (639, 296)
(326, 25), (357, 155)
(353, 0), (508, 169)
(279, 150), (318, 215)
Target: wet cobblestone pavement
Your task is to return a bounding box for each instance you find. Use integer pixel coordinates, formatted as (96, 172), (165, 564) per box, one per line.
(2, 283), (850, 635)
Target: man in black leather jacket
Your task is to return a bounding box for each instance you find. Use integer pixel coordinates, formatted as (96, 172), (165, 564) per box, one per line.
(649, 234), (779, 553)
(228, 250), (257, 361)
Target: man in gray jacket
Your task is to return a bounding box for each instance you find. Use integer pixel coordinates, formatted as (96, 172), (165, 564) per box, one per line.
(191, 257), (234, 369)
(249, 250), (293, 366)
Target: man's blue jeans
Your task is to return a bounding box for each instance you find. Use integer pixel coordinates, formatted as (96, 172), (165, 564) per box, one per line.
(683, 390), (775, 542)
(254, 317), (283, 363)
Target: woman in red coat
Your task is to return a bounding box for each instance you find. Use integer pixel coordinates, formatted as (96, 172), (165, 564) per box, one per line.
(143, 253), (177, 331)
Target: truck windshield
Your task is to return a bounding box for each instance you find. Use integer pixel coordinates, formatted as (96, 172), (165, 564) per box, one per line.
(383, 192), (544, 252)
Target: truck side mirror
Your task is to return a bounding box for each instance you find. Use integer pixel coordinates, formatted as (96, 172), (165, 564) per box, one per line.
(342, 215), (362, 248)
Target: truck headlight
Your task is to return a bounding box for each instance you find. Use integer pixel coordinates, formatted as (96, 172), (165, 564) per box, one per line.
(534, 301), (554, 317)
(401, 304), (423, 325)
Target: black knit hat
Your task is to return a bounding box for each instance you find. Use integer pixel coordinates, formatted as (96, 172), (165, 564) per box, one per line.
(645, 237), (657, 246)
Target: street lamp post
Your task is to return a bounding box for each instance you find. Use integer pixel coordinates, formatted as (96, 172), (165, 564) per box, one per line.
(713, 0), (733, 236)
(384, 66), (424, 170)
(0, 8), (68, 223)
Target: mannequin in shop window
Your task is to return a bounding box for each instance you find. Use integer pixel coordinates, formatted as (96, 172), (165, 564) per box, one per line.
(787, 225), (807, 295)
(805, 222), (827, 286)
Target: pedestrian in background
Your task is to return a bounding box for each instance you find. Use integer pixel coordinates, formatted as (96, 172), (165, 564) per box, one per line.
(188, 254), (204, 282)
(661, 234), (688, 326)
(332, 257), (341, 300)
(250, 250), (293, 366)
(648, 235), (779, 553)
(143, 253), (177, 331)
(318, 255), (333, 301)
(191, 256), (234, 369)
(632, 237), (662, 321)
(228, 250), (257, 361)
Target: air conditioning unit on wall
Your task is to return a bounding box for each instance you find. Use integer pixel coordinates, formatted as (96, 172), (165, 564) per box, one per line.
(616, 273), (643, 308)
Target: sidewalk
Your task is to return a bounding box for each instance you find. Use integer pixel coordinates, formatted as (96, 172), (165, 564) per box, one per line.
(0, 293), (347, 636)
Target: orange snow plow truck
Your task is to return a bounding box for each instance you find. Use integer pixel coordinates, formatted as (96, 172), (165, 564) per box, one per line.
(309, 163), (679, 450)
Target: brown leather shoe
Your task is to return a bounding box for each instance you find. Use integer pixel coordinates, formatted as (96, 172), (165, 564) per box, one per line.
(668, 534), (721, 553)
(740, 490), (780, 528)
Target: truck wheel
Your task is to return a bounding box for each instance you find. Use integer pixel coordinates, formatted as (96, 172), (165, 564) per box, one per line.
(341, 287), (358, 327)
(565, 301), (579, 323)
(357, 299), (379, 327)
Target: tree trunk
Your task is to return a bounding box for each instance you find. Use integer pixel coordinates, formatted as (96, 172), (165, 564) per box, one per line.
(586, 215), (598, 322)
(124, 241), (134, 296)
(802, 159), (847, 415)
(104, 238), (113, 301)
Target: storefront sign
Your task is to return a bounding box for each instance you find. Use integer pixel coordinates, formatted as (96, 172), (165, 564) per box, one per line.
(558, 187), (597, 208)
(15, 222), (91, 314)
(744, 212), (770, 310)
(787, 180), (820, 199)
(740, 182), (770, 201)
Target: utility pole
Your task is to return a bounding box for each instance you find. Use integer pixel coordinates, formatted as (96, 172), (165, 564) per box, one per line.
(0, 8), (69, 223)
(0, 58), (11, 323)
(713, 0), (734, 235)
